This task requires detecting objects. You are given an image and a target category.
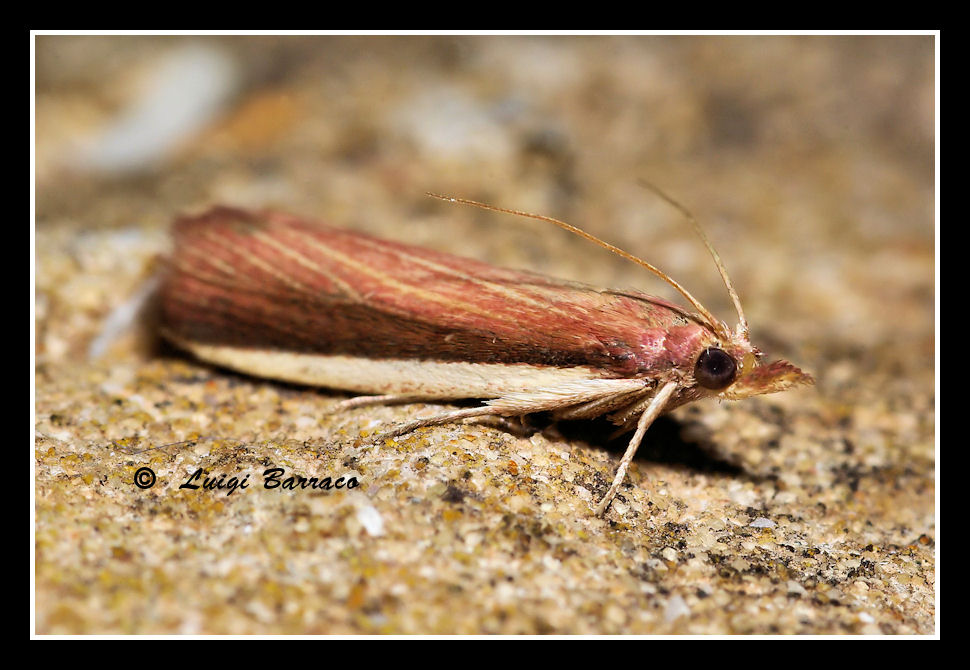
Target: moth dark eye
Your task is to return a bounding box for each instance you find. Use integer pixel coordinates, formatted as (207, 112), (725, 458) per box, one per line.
(694, 347), (738, 390)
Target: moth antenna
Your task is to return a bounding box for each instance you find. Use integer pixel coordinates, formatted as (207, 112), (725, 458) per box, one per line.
(427, 192), (728, 339)
(637, 180), (749, 339)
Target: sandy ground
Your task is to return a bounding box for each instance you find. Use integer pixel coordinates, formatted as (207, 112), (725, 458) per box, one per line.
(34, 35), (935, 635)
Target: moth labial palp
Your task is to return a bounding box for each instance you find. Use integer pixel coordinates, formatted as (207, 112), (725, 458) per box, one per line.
(160, 195), (813, 516)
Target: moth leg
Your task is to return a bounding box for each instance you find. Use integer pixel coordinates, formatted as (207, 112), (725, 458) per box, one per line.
(373, 406), (499, 440)
(595, 381), (679, 516)
(607, 391), (662, 427)
(554, 387), (651, 421)
(372, 379), (648, 443)
(333, 394), (447, 411)
(469, 414), (540, 437)
(341, 398), (534, 437)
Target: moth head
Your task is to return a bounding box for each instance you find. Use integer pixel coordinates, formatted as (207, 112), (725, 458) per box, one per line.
(692, 329), (813, 400)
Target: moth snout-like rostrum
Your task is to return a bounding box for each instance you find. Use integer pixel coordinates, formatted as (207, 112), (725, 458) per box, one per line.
(717, 357), (815, 400)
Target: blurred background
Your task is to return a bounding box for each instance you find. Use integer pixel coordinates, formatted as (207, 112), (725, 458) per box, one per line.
(34, 35), (936, 635)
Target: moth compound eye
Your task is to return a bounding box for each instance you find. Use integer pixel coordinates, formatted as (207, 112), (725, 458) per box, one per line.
(694, 347), (738, 390)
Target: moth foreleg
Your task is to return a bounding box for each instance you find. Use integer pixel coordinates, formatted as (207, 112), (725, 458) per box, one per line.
(595, 381), (679, 516)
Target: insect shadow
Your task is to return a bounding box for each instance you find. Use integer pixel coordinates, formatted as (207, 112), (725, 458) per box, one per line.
(551, 414), (746, 478)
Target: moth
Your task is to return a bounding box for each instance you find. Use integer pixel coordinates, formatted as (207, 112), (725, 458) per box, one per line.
(160, 194), (812, 515)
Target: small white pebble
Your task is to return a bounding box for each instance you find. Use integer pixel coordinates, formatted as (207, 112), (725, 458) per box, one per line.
(664, 594), (690, 623)
(356, 504), (384, 537)
(749, 517), (777, 528)
(295, 416), (317, 428)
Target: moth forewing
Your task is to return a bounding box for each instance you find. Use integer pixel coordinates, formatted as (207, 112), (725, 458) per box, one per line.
(161, 203), (813, 518)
